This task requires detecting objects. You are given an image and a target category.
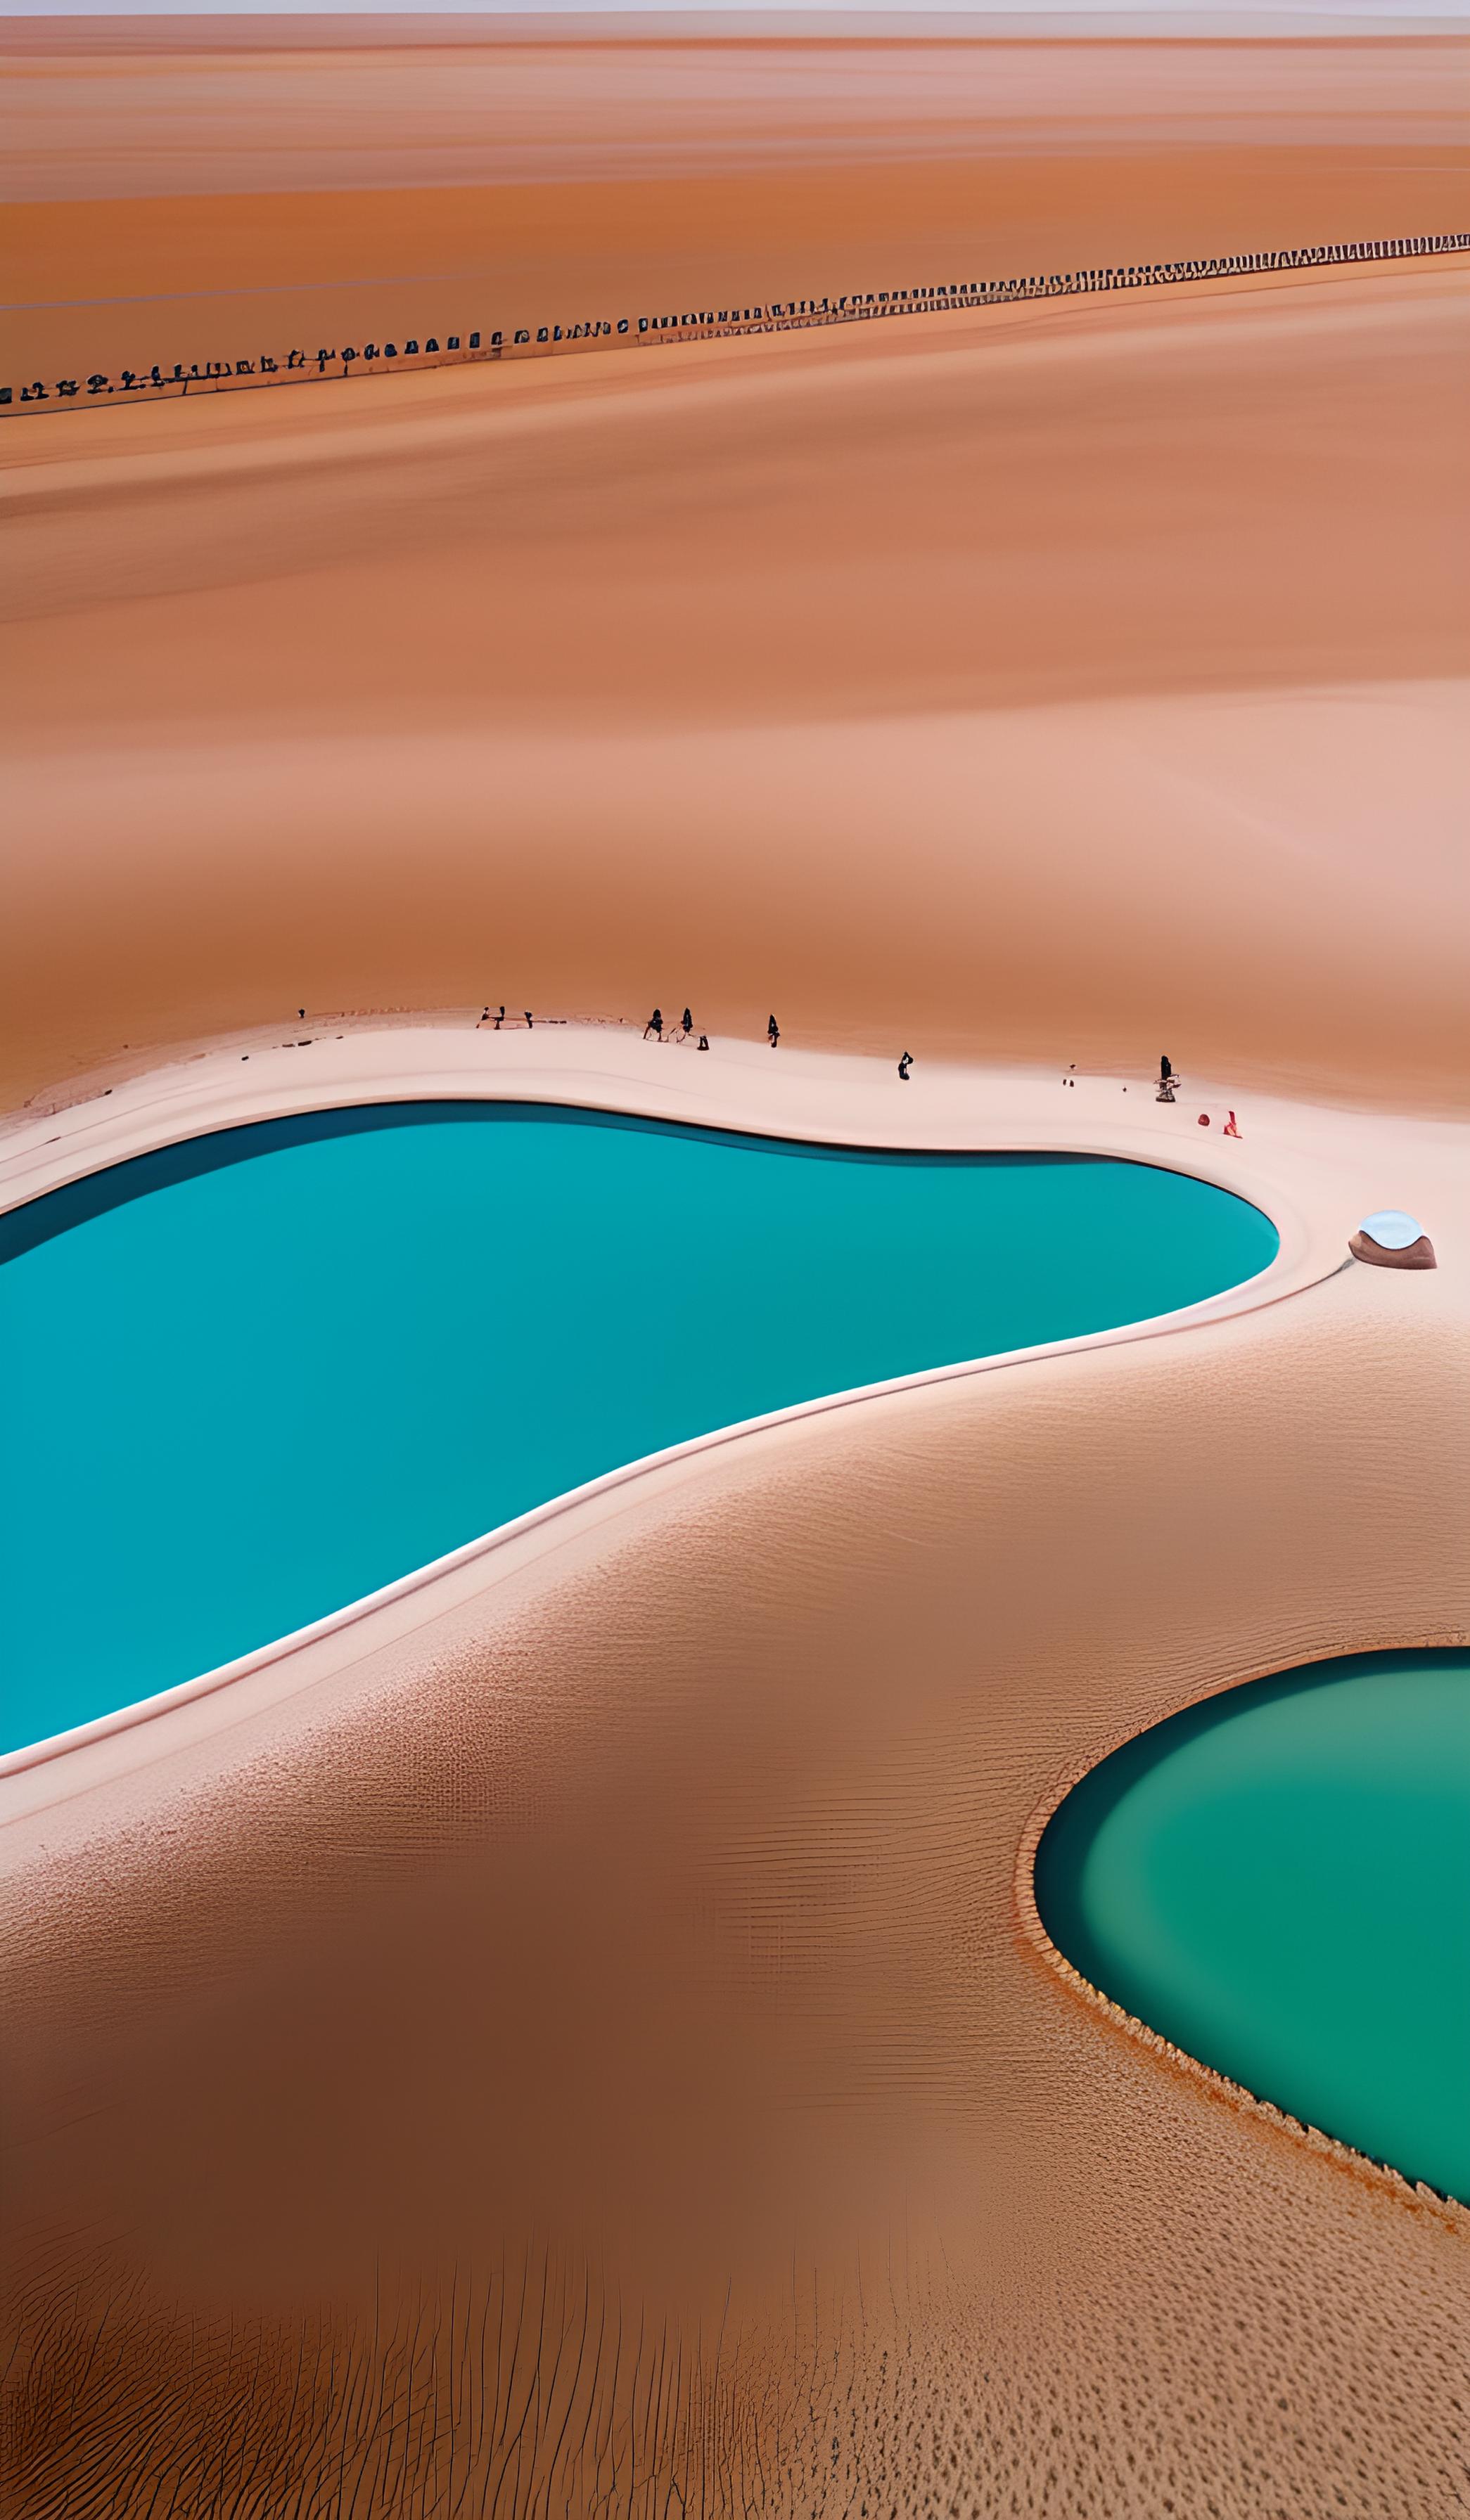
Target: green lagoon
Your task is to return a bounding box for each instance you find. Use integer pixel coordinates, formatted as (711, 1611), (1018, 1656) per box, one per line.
(1035, 1650), (1470, 2202)
(0, 1100), (1278, 1755)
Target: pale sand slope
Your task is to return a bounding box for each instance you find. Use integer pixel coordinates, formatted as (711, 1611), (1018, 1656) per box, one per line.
(3, 1031), (1469, 2516)
(3, 264), (1469, 1116)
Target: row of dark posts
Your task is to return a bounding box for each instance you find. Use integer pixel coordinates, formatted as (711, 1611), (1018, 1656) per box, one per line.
(6, 230), (1466, 411)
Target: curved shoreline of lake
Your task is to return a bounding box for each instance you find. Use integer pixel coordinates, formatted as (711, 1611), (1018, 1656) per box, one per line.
(0, 1098), (1279, 1758)
(1034, 1648), (1470, 2205)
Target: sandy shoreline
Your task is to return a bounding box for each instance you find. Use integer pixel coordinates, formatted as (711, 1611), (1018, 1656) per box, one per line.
(4, 21), (1469, 2511)
(5, 1033), (1469, 2514)
(0, 1021), (1340, 1781)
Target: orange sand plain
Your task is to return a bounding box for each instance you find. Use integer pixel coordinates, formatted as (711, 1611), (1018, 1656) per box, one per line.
(6, 16), (1469, 382)
(4, 260), (1470, 1114)
(3, 21), (1470, 2518)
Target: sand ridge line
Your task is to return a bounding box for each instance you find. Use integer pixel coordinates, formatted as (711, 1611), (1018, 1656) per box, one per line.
(6, 225), (1466, 419)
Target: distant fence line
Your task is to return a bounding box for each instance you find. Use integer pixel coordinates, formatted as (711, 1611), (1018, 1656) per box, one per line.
(4, 229), (1466, 416)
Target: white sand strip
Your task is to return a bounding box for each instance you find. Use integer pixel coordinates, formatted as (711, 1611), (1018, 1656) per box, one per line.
(4, 1022), (1462, 1801)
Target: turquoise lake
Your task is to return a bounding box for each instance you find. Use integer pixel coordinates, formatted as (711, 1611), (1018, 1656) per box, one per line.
(0, 1101), (1277, 1755)
(1035, 1650), (1470, 2203)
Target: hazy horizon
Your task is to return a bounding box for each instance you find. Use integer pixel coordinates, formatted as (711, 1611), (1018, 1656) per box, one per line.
(5, 1), (1466, 23)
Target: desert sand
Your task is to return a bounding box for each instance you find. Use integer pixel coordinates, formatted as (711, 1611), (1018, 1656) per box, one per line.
(3, 18), (1469, 2518)
(4, 262), (1469, 1119)
(4, 18), (1469, 1115)
(6, 15), (1469, 381)
(4, 1025), (1470, 2518)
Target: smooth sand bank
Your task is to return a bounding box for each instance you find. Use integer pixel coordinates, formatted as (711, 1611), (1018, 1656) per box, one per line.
(4, 263), (1469, 1117)
(4, 1032), (1469, 2514)
(0, 1021), (1328, 1772)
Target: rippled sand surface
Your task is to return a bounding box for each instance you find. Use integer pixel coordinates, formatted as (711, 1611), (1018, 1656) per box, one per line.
(7, 1168), (1469, 2512)
(3, 19), (1469, 2517)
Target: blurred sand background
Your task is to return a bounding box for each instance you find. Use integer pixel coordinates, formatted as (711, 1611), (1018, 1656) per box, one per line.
(2, 16), (1468, 1111)
(4, 19), (1470, 2516)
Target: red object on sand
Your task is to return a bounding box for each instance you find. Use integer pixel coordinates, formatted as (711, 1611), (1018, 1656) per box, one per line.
(1198, 1113), (1210, 1126)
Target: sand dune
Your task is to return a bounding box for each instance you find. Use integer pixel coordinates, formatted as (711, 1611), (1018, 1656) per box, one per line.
(3, 22), (1469, 2517)
(6, 19), (1466, 384)
(4, 265), (1468, 1114)
(5, 1032), (1469, 2517)
(5, 21), (1466, 1115)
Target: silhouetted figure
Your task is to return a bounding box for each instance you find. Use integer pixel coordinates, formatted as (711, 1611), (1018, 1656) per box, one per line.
(644, 1008), (663, 1040)
(697, 1034), (710, 1051)
(1159, 1053), (1172, 1082)
(298, 1009), (305, 1022)
(767, 1015), (780, 1048)
(682, 1008), (693, 1036)
(525, 1011), (533, 1029)
(898, 1052), (913, 1081)
(493, 1005), (505, 1029)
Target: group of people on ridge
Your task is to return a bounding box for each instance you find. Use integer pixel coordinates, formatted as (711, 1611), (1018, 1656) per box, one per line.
(642, 1008), (916, 1076)
(468, 1011), (1227, 1115)
(644, 1007), (711, 1050)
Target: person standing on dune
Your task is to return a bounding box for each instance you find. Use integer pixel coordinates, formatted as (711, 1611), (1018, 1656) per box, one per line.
(645, 1008), (663, 1040)
(768, 1015), (781, 1048)
(898, 1052), (913, 1081)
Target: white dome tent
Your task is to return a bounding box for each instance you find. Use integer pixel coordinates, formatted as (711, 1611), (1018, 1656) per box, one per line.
(1349, 1210), (1437, 1270)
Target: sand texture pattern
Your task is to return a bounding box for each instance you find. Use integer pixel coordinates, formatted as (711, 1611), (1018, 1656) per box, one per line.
(4, 1185), (1469, 2516)
(3, 20), (1469, 1114)
(4, 262), (1469, 1118)
(3, 22), (1470, 2518)
(4, 1037), (1469, 2519)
